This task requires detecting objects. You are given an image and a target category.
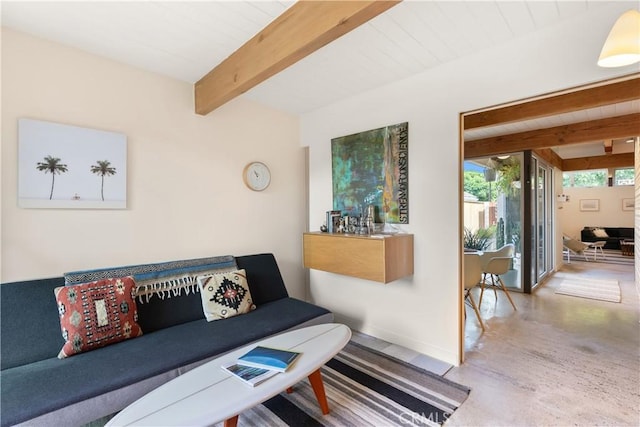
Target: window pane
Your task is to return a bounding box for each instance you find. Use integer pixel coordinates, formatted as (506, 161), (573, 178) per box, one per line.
(614, 168), (634, 186)
(562, 170), (607, 187)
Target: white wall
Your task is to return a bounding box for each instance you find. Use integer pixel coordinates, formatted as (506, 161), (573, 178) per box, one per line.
(1, 28), (308, 300)
(553, 168), (569, 268)
(559, 186), (634, 240)
(301, 2), (637, 365)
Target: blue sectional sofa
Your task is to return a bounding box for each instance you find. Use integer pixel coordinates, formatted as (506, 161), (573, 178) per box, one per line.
(0, 253), (332, 427)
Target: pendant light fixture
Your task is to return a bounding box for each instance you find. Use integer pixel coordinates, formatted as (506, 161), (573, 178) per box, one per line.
(597, 9), (640, 68)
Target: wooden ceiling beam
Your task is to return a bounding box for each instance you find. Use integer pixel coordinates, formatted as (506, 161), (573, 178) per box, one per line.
(562, 153), (634, 171)
(464, 113), (640, 158)
(533, 148), (563, 170)
(194, 0), (400, 115)
(464, 75), (640, 130)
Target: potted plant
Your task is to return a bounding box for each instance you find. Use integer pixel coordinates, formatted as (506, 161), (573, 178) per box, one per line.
(463, 226), (496, 251)
(496, 158), (520, 195)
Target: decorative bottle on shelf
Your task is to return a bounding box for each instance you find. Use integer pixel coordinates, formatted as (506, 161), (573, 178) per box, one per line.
(358, 213), (368, 235)
(365, 205), (375, 234)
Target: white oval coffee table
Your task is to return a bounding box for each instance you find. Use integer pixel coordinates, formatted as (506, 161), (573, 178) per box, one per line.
(106, 323), (351, 426)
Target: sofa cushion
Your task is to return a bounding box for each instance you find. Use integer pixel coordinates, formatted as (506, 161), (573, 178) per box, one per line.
(613, 228), (634, 239)
(236, 253), (289, 305)
(0, 298), (331, 427)
(127, 256), (237, 333)
(197, 269), (256, 321)
(136, 287), (204, 334)
(1, 277), (65, 370)
(592, 228), (608, 238)
(54, 277), (143, 358)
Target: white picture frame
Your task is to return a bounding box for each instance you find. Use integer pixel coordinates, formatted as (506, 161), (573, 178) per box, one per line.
(18, 118), (127, 209)
(622, 198), (634, 211)
(579, 199), (599, 212)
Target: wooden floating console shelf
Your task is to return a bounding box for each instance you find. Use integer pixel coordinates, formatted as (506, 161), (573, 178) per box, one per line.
(303, 232), (414, 283)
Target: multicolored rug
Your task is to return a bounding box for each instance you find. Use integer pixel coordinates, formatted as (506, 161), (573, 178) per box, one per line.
(214, 341), (471, 427)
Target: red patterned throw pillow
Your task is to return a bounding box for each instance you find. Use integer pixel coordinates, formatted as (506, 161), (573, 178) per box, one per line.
(54, 277), (143, 359)
(197, 269), (256, 321)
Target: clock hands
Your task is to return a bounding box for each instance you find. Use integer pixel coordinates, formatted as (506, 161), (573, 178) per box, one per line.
(244, 162), (270, 191)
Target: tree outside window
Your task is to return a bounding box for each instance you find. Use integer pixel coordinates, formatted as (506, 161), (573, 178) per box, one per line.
(562, 170), (607, 188)
(614, 168), (634, 186)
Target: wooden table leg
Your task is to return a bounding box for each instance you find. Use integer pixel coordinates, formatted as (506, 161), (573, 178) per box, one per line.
(224, 415), (239, 427)
(308, 369), (330, 415)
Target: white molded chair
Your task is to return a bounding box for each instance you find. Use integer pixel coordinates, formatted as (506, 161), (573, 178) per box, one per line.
(463, 253), (485, 332)
(562, 235), (591, 263)
(590, 241), (607, 261)
(478, 244), (517, 310)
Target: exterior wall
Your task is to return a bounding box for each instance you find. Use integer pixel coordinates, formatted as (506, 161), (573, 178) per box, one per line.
(1, 28), (307, 300)
(463, 201), (488, 232)
(301, 2), (636, 365)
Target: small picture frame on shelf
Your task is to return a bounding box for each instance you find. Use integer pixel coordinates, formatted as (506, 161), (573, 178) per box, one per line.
(622, 198), (634, 211)
(579, 199), (599, 212)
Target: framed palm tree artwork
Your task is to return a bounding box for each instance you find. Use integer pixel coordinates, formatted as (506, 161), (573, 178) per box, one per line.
(18, 118), (127, 209)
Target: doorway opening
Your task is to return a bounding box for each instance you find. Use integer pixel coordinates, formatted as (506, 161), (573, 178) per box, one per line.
(458, 74), (638, 363)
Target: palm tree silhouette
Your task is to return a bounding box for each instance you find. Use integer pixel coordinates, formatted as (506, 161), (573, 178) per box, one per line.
(90, 160), (117, 201)
(36, 155), (68, 200)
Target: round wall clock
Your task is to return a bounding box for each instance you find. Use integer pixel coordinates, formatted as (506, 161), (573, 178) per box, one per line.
(242, 161), (271, 191)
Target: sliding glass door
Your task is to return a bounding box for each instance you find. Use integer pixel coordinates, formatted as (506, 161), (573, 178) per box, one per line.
(530, 156), (553, 288)
(465, 153), (555, 293)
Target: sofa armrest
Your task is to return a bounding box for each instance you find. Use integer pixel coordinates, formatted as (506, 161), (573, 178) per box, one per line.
(1, 277), (65, 369)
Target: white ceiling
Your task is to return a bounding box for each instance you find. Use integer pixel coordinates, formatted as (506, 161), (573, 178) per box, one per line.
(1, 0), (638, 158)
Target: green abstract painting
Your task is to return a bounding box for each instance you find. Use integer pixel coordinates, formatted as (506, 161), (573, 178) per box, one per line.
(331, 122), (408, 224)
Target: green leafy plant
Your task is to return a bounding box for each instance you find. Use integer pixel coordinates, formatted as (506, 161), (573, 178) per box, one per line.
(496, 159), (520, 195)
(463, 226), (495, 251)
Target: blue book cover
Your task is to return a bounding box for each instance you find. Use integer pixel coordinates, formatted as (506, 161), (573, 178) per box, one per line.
(237, 346), (301, 372)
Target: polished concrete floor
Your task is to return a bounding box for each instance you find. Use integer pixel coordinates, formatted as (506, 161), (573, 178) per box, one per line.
(448, 261), (639, 426)
(354, 261), (639, 426)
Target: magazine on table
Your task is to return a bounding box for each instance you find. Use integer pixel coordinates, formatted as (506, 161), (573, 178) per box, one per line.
(222, 361), (279, 387)
(236, 346), (301, 372)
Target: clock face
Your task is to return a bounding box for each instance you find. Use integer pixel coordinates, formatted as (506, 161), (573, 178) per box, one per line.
(243, 162), (271, 191)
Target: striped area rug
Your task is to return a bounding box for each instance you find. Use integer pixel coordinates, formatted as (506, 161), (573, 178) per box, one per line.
(215, 341), (470, 427)
(555, 278), (621, 303)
